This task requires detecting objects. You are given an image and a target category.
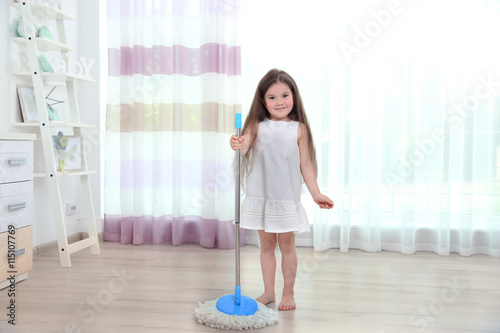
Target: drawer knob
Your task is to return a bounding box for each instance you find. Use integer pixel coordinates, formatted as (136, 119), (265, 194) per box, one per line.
(14, 248), (26, 257)
(8, 202), (26, 211)
(9, 158), (27, 166)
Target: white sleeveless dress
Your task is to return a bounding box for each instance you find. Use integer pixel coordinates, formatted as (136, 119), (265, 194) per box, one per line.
(241, 118), (310, 233)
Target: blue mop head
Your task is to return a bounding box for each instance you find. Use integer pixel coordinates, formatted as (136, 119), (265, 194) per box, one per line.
(194, 297), (278, 330)
(216, 286), (258, 316)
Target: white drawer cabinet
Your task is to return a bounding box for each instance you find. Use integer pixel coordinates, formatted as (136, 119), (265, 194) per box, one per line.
(0, 137), (34, 289)
(0, 181), (33, 233)
(0, 140), (34, 184)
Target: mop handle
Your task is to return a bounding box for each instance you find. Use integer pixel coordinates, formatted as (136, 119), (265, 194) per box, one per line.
(235, 113), (242, 293)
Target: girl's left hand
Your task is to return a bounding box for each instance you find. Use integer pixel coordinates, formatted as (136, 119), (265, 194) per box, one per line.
(313, 194), (334, 209)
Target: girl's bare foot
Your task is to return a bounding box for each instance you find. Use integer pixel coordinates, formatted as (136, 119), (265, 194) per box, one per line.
(278, 293), (296, 311)
(255, 292), (276, 305)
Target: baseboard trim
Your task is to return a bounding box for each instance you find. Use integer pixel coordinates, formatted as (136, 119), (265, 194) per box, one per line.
(33, 232), (104, 257)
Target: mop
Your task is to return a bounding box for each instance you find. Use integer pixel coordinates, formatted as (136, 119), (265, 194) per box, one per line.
(193, 113), (279, 330)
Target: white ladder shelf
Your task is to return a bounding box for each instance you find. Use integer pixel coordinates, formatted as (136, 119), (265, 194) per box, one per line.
(13, 1), (100, 267)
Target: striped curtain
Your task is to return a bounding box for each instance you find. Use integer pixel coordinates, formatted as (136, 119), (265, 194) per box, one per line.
(103, 0), (241, 248)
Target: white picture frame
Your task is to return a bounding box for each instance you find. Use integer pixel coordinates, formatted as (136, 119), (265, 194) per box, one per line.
(53, 136), (84, 171)
(17, 85), (39, 122)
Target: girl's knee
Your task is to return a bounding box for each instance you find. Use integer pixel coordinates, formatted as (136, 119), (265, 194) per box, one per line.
(277, 233), (296, 253)
(259, 231), (277, 251)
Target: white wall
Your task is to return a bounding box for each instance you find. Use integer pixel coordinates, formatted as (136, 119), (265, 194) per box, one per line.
(1, 0), (103, 247)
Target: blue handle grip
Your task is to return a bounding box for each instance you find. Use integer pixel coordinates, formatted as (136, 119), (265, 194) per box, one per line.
(235, 113), (242, 129)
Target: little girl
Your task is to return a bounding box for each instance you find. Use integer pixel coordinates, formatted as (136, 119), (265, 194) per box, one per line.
(230, 69), (334, 311)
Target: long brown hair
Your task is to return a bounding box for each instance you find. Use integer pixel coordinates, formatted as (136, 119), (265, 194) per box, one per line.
(240, 68), (317, 185)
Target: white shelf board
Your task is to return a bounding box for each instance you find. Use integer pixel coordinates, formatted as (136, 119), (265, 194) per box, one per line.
(11, 37), (75, 52)
(0, 133), (37, 141)
(13, 122), (97, 129)
(34, 170), (96, 178)
(11, 2), (75, 20)
(58, 170), (97, 177)
(12, 71), (96, 83)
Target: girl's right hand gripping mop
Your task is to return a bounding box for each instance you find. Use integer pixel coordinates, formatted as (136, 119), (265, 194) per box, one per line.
(194, 113), (278, 330)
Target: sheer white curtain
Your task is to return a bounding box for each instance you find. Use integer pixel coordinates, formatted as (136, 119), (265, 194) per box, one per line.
(239, 0), (500, 257)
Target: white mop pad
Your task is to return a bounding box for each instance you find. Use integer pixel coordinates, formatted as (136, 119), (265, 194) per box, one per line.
(194, 298), (278, 330)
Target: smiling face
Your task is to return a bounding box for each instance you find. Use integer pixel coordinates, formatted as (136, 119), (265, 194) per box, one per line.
(263, 82), (294, 122)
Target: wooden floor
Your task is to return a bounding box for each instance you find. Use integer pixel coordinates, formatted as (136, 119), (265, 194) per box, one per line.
(1, 241), (499, 333)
